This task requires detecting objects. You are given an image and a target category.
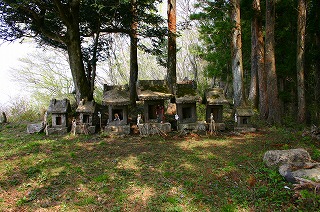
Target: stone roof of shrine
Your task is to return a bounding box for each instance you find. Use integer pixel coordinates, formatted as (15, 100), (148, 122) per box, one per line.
(137, 80), (172, 101)
(47, 98), (71, 114)
(176, 81), (201, 104)
(103, 85), (130, 106)
(205, 88), (229, 105)
(76, 100), (96, 113)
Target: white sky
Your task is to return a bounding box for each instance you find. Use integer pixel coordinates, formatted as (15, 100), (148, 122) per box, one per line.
(0, 40), (35, 106)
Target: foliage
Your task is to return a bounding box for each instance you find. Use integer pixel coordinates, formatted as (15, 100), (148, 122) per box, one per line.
(0, 0), (166, 102)
(191, 0), (232, 83)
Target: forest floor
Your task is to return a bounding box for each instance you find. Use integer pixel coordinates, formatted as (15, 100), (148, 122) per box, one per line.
(0, 123), (320, 211)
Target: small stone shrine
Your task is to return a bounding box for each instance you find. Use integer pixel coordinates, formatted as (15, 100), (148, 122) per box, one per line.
(175, 80), (205, 132)
(75, 99), (97, 134)
(204, 88), (228, 131)
(47, 98), (71, 134)
(234, 103), (255, 132)
(103, 85), (130, 135)
(136, 80), (172, 135)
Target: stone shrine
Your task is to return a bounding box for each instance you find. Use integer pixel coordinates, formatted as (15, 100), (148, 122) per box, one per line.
(47, 98), (71, 134)
(204, 88), (229, 130)
(175, 80), (205, 132)
(234, 104), (256, 132)
(103, 85), (131, 135)
(136, 80), (172, 135)
(75, 99), (97, 134)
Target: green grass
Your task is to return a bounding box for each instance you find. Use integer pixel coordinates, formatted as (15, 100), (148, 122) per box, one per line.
(0, 124), (320, 211)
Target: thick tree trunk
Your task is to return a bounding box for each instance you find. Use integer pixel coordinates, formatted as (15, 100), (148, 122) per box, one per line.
(265, 0), (281, 124)
(297, 0), (307, 123)
(249, 21), (259, 109)
(67, 31), (92, 103)
(252, 0), (268, 119)
(315, 33), (320, 123)
(314, 1), (320, 124)
(231, 0), (245, 108)
(129, 0), (138, 106)
(167, 0), (177, 96)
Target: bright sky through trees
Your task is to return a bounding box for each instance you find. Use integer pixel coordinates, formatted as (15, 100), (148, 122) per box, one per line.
(0, 40), (35, 104)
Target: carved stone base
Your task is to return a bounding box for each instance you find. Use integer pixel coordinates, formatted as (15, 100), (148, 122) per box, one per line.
(206, 122), (226, 131)
(75, 125), (96, 134)
(137, 123), (171, 135)
(234, 126), (256, 133)
(178, 121), (207, 132)
(105, 125), (130, 135)
(46, 127), (68, 135)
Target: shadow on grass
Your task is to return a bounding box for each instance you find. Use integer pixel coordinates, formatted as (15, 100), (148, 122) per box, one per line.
(0, 127), (319, 211)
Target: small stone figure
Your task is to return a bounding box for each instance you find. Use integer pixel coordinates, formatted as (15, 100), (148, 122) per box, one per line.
(156, 105), (164, 123)
(114, 113), (120, 125)
(98, 111), (102, 130)
(0, 112), (7, 124)
(137, 114), (141, 125)
(209, 113), (216, 135)
(114, 113), (120, 121)
(72, 118), (77, 135)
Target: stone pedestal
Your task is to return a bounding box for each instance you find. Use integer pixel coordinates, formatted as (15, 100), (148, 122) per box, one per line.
(137, 123), (171, 135)
(206, 122), (226, 131)
(75, 125), (96, 134)
(47, 127), (68, 135)
(234, 126), (256, 133)
(178, 121), (207, 133)
(105, 125), (130, 135)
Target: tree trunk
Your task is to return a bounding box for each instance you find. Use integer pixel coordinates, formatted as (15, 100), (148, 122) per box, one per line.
(129, 0), (138, 106)
(249, 19), (259, 109)
(167, 0), (177, 96)
(53, 0), (92, 104)
(315, 34), (320, 124)
(253, 0), (268, 119)
(265, 0), (281, 124)
(231, 0), (245, 108)
(297, 0), (307, 123)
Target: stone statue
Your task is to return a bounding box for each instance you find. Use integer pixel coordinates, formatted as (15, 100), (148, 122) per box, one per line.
(209, 113), (216, 135)
(137, 114), (141, 125)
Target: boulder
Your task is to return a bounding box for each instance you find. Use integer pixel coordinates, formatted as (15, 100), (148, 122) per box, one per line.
(263, 148), (311, 167)
(27, 122), (45, 134)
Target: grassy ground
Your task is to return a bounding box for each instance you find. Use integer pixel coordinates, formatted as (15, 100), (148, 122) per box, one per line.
(0, 124), (320, 211)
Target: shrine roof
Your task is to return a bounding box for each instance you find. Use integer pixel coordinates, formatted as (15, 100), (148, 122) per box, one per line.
(47, 98), (71, 114)
(205, 88), (229, 105)
(137, 80), (172, 101)
(103, 85), (130, 106)
(76, 100), (96, 113)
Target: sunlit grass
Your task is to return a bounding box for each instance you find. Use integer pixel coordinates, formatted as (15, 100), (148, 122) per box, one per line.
(0, 124), (319, 211)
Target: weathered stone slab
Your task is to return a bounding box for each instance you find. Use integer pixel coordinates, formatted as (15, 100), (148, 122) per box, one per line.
(46, 127), (68, 135)
(292, 167), (320, 181)
(137, 123), (171, 135)
(75, 125), (96, 134)
(263, 148), (311, 167)
(105, 125), (130, 135)
(234, 126), (256, 133)
(27, 122), (45, 134)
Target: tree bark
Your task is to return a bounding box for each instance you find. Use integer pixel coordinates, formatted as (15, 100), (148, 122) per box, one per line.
(231, 0), (245, 108)
(167, 0), (177, 96)
(265, 0), (281, 124)
(297, 0), (307, 123)
(252, 0), (268, 119)
(129, 0), (138, 106)
(249, 20), (259, 109)
(64, 1), (92, 103)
